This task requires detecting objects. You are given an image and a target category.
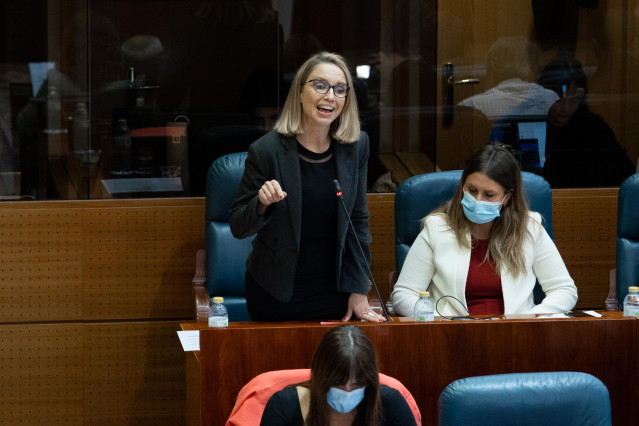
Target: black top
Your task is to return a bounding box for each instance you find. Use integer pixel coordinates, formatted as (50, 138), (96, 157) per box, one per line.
(293, 141), (338, 299)
(260, 384), (417, 426)
(543, 108), (635, 187)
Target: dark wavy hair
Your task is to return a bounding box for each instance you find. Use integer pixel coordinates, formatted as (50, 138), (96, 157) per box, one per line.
(301, 325), (382, 425)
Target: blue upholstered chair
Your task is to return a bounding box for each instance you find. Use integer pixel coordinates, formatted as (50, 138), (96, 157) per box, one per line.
(437, 372), (612, 426)
(606, 173), (639, 309)
(193, 152), (253, 322)
(392, 170), (553, 303)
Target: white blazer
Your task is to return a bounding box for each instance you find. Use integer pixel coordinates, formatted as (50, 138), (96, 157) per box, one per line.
(391, 212), (578, 317)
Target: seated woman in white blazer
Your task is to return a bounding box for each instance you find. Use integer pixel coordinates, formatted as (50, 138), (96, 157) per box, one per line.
(391, 144), (578, 317)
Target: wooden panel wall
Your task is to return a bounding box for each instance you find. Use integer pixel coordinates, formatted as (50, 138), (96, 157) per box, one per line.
(368, 193), (396, 299)
(83, 322), (186, 425)
(552, 188), (619, 309)
(0, 208), (82, 322)
(83, 205), (202, 320)
(0, 192), (619, 424)
(0, 199), (202, 425)
(0, 324), (83, 425)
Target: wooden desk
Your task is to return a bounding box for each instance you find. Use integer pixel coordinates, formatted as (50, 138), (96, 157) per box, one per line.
(183, 313), (636, 426)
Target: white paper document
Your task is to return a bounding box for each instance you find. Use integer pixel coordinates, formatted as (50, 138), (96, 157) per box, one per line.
(536, 313), (571, 319)
(177, 330), (200, 351)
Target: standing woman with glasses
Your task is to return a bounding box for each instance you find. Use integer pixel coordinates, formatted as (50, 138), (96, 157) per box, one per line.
(230, 52), (385, 322)
(391, 144), (578, 317)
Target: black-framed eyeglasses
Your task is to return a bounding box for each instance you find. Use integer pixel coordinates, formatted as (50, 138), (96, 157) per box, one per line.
(305, 79), (350, 98)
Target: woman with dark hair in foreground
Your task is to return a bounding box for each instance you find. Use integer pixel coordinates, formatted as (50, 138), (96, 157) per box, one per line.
(261, 325), (417, 425)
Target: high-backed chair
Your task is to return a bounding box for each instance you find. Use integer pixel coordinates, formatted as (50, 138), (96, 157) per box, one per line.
(437, 372), (611, 426)
(392, 170), (553, 303)
(605, 173), (639, 310)
(227, 369), (422, 425)
(193, 152), (253, 322)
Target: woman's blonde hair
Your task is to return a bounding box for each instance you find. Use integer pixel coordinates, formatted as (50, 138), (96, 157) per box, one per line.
(429, 144), (531, 277)
(274, 51), (361, 143)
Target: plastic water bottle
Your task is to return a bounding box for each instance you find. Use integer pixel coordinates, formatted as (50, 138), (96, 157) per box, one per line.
(414, 291), (434, 322)
(45, 85), (62, 134)
(112, 119), (132, 175)
(71, 102), (89, 154)
(208, 296), (229, 327)
(623, 286), (639, 317)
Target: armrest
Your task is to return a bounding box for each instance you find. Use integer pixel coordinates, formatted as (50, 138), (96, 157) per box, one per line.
(193, 249), (210, 323)
(604, 268), (620, 311)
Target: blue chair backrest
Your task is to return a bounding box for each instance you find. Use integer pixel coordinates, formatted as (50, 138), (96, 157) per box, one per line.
(616, 173), (639, 304)
(205, 152), (253, 321)
(437, 372), (611, 426)
(394, 171), (552, 303)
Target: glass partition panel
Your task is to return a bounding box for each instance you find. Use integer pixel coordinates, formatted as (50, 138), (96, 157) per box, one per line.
(88, 0), (281, 198)
(0, 0), (637, 201)
(435, 0), (637, 188)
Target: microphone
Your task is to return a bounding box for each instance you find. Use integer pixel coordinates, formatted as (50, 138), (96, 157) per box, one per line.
(332, 179), (391, 322)
(435, 295), (481, 320)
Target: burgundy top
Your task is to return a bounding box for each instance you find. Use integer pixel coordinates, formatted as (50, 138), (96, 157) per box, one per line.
(465, 239), (504, 315)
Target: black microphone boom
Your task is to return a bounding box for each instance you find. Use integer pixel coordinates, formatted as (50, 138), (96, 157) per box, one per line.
(332, 179), (391, 322)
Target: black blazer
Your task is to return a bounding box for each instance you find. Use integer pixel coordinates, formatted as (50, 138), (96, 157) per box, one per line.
(229, 131), (372, 303)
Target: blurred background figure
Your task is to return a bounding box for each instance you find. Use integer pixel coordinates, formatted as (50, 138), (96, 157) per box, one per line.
(119, 34), (167, 110)
(459, 36), (558, 121)
(237, 67), (285, 133)
(537, 57), (635, 187)
(282, 32), (324, 85)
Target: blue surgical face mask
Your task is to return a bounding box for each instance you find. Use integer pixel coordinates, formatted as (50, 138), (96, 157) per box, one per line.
(326, 386), (366, 413)
(461, 191), (505, 224)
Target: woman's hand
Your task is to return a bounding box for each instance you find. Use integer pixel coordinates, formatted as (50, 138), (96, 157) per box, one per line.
(257, 180), (287, 216)
(343, 293), (386, 322)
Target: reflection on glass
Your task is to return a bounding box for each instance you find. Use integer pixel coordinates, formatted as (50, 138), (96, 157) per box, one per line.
(537, 58), (635, 187)
(0, 1), (637, 201)
(459, 36), (558, 122)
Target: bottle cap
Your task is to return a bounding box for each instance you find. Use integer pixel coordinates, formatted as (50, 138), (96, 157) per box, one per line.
(212, 296), (224, 304)
(419, 291), (430, 298)
(629, 286), (639, 293)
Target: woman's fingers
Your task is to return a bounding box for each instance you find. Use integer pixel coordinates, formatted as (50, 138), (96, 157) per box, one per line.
(346, 293), (386, 323)
(259, 180), (287, 206)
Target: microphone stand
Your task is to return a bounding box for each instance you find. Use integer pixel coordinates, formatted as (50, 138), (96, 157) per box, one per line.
(333, 180), (392, 322)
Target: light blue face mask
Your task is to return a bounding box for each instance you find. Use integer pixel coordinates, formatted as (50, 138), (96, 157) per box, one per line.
(461, 191), (505, 224)
(326, 386), (366, 413)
